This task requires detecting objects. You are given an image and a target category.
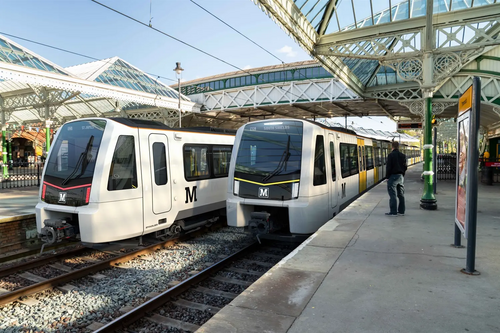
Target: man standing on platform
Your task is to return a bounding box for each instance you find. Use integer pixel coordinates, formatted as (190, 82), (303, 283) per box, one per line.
(385, 141), (407, 216)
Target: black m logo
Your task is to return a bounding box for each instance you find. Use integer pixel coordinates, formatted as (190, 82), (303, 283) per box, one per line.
(185, 186), (197, 203)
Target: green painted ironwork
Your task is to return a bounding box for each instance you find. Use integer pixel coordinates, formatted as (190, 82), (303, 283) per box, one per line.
(2, 129), (7, 178)
(421, 97), (437, 208)
(180, 66), (334, 95)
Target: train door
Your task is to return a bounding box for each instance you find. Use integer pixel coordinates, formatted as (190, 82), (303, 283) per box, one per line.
(357, 138), (366, 192)
(373, 142), (379, 182)
(328, 133), (338, 212)
(148, 134), (172, 214)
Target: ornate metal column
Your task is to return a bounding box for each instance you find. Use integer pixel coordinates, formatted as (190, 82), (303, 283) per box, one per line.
(421, 91), (437, 209)
(1, 108), (8, 179)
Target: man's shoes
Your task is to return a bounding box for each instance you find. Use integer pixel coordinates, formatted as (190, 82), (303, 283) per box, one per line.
(398, 213), (405, 216)
(385, 212), (398, 216)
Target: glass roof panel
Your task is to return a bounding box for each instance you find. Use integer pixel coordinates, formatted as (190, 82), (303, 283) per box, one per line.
(0, 35), (68, 75)
(318, 0), (490, 35)
(95, 59), (189, 101)
(450, 0), (470, 10)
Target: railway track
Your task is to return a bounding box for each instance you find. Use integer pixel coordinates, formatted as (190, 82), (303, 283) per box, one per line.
(0, 241), (170, 306)
(94, 240), (296, 332)
(0, 226), (257, 332)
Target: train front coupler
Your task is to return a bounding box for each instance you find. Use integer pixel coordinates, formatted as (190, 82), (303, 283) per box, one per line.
(39, 218), (77, 244)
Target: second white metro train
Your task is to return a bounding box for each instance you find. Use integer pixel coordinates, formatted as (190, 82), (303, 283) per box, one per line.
(36, 118), (235, 247)
(226, 119), (420, 236)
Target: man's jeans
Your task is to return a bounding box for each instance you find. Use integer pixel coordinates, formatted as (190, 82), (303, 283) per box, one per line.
(387, 174), (405, 215)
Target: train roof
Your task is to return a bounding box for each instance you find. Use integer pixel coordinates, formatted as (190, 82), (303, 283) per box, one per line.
(108, 118), (236, 135)
(304, 119), (357, 136)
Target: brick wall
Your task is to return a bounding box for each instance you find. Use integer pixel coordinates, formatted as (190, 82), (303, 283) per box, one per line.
(0, 215), (39, 254)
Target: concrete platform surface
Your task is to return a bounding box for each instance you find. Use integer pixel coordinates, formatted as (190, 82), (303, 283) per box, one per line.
(0, 186), (39, 220)
(197, 164), (500, 333)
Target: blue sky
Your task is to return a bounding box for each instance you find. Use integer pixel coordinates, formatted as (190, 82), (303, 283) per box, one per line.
(0, 0), (396, 131)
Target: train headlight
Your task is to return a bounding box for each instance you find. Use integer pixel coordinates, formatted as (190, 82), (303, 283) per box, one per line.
(233, 180), (240, 196)
(292, 182), (300, 199)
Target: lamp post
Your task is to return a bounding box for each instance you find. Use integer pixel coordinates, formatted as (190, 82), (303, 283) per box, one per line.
(173, 62), (184, 128)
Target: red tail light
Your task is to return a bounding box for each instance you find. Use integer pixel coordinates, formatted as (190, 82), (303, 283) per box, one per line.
(85, 187), (91, 204)
(42, 185), (47, 200)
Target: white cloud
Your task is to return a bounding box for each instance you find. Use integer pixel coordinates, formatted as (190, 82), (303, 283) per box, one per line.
(243, 65), (252, 70)
(277, 45), (297, 58)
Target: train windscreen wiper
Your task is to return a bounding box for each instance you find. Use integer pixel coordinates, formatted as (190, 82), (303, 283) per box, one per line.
(61, 136), (94, 186)
(262, 135), (291, 183)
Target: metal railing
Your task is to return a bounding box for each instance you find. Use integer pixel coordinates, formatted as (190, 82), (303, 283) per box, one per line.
(0, 163), (42, 189)
(436, 154), (456, 180)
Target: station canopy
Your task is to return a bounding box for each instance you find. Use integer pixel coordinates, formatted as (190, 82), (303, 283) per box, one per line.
(254, 0), (500, 123)
(0, 34), (197, 127)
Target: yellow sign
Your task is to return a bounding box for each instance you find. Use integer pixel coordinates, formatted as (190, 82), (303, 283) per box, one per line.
(35, 146), (43, 156)
(458, 85), (473, 115)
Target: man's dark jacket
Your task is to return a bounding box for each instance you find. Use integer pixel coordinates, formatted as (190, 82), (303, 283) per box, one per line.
(386, 149), (407, 178)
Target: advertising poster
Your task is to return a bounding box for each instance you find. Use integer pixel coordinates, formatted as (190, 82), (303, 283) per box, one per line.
(456, 116), (469, 233)
(455, 85), (472, 237)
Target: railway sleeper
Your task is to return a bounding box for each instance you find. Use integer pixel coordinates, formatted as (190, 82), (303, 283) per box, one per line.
(147, 313), (200, 332)
(209, 276), (252, 287)
(174, 298), (221, 314)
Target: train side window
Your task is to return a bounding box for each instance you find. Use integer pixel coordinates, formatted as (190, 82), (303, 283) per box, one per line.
(366, 146), (374, 170)
(108, 135), (138, 191)
(152, 142), (167, 185)
(340, 143), (350, 178)
(313, 135), (326, 186)
(213, 145), (232, 177)
(330, 141), (336, 181)
(184, 145), (210, 181)
(350, 144), (359, 175)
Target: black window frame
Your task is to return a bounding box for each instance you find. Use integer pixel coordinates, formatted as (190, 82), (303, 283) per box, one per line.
(107, 135), (138, 191)
(366, 146), (374, 170)
(313, 135), (326, 186)
(152, 142), (167, 186)
(330, 141), (336, 182)
(340, 143), (359, 178)
(183, 144), (233, 181)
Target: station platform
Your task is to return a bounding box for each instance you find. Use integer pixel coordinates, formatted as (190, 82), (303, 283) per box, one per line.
(197, 164), (500, 333)
(0, 186), (39, 220)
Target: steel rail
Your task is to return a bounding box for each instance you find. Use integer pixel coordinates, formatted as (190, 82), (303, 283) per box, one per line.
(94, 241), (260, 333)
(0, 239), (180, 306)
(0, 242), (81, 265)
(0, 246), (86, 278)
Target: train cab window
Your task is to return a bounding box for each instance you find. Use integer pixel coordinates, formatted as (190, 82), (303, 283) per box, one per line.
(213, 145), (232, 177)
(366, 146), (374, 170)
(108, 135), (138, 191)
(330, 141), (336, 181)
(152, 142), (167, 185)
(313, 135), (326, 186)
(184, 145), (210, 181)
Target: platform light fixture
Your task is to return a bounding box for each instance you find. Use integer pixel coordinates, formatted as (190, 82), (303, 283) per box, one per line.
(174, 62), (184, 128)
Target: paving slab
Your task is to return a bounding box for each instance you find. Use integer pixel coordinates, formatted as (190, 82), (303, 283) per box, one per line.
(196, 304), (295, 333)
(277, 244), (343, 273)
(230, 267), (326, 317)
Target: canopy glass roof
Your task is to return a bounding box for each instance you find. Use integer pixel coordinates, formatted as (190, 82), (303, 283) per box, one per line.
(296, 0), (497, 35)
(67, 58), (189, 102)
(289, 0), (499, 91)
(0, 36), (69, 75)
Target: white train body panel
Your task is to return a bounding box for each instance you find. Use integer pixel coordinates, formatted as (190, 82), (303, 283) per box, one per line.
(227, 119), (420, 236)
(36, 118), (234, 245)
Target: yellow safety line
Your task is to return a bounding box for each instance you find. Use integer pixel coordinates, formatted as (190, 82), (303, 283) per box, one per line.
(234, 177), (300, 186)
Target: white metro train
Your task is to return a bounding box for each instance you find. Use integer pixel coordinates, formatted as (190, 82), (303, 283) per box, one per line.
(226, 119), (420, 236)
(36, 118), (234, 247)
